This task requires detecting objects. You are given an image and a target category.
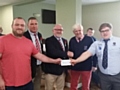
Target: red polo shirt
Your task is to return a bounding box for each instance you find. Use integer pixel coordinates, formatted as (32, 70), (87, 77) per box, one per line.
(0, 34), (38, 86)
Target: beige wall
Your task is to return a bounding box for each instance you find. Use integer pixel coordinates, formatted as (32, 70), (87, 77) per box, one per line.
(0, 5), (13, 34)
(13, 2), (55, 39)
(56, 0), (76, 40)
(56, 0), (82, 40)
(1, 1), (120, 39)
(0, 8), (1, 26)
(82, 1), (120, 39)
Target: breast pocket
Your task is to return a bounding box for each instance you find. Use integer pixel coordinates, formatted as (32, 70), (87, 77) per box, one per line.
(109, 47), (120, 55)
(96, 46), (103, 58)
(84, 46), (88, 51)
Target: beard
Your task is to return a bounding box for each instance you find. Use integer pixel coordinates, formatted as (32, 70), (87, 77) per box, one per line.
(13, 30), (24, 37)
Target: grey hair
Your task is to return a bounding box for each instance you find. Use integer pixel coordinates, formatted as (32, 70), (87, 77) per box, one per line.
(72, 24), (83, 31)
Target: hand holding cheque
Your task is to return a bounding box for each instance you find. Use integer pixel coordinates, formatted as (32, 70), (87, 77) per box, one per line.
(61, 59), (71, 66)
(60, 51), (75, 66)
(60, 59), (77, 66)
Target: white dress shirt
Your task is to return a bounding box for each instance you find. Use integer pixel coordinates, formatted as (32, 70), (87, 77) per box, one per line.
(29, 30), (42, 65)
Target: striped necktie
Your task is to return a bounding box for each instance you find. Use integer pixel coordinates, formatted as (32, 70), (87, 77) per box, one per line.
(58, 38), (65, 51)
(34, 33), (41, 52)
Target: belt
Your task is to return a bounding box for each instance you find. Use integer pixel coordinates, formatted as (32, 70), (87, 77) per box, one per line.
(37, 65), (41, 67)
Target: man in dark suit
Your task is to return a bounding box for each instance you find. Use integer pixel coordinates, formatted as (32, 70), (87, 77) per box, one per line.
(24, 17), (43, 90)
(42, 24), (69, 90)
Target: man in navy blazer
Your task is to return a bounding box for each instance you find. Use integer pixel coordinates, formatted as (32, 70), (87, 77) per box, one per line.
(24, 17), (43, 90)
(42, 24), (70, 90)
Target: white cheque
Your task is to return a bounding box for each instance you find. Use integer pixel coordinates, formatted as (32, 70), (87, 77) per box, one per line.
(61, 59), (71, 66)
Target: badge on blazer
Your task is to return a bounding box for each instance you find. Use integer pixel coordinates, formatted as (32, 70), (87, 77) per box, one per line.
(40, 37), (43, 44)
(113, 42), (116, 46)
(98, 43), (102, 50)
(64, 40), (67, 47)
(99, 46), (101, 50)
(84, 46), (88, 50)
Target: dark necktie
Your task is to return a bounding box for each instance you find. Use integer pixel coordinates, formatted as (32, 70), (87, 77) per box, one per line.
(102, 39), (109, 69)
(34, 34), (41, 52)
(58, 38), (64, 51)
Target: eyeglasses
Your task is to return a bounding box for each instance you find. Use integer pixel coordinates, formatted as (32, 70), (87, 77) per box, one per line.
(100, 29), (110, 33)
(54, 29), (63, 31)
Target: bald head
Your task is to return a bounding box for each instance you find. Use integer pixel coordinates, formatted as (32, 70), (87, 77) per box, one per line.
(53, 24), (63, 30)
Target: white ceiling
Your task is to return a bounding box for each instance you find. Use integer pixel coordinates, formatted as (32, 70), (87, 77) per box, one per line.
(82, 0), (120, 5)
(0, 0), (120, 6)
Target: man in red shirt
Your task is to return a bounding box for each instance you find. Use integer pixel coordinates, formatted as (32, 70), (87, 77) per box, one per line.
(0, 17), (61, 90)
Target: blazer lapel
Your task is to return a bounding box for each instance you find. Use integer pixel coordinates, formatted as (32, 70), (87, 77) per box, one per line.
(26, 30), (32, 41)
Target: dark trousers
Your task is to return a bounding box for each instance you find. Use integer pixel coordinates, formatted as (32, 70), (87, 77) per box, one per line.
(6, 81), (33, 90)
(98, 71), (120, 90)
(33, 65), (42, 90)
(91, 70), (100, 85)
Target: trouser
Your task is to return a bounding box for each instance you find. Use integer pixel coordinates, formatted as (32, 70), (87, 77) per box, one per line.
(91, 70), (100, 85)
(98, 71), (120, 90)
(33, 65), (42, 90)
(44, 73), (65, 90)
(70, 70), (92, 90)
(5, 81), (33, 90)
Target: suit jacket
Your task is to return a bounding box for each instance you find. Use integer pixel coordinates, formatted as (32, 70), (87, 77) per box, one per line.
(23, 30), (43, 78)
(42, 36), (69, 75)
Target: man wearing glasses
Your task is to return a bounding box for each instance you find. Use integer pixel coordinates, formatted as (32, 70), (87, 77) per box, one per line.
(42, 24), (69, 90)
(71, 23), (120, 90)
